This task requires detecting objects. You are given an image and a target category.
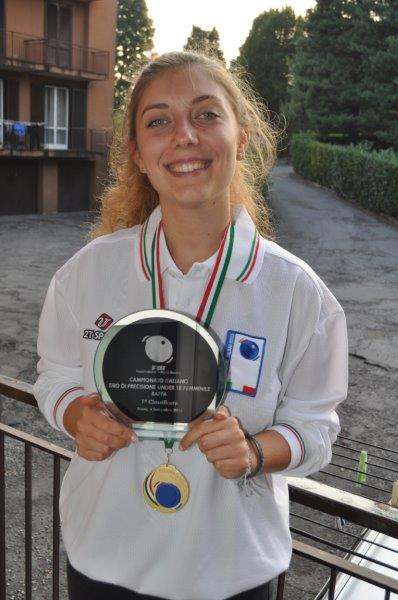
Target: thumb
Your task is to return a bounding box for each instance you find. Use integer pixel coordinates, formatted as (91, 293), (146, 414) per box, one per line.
(79, 393), (102, 407)
(214, 405), (230, 420)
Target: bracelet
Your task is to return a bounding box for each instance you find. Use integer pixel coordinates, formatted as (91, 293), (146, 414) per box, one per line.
(244, 432), (265, 478)
(236, 440), (252, 492)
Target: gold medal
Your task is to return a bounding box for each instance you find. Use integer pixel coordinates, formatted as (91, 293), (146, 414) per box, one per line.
(143, 463), (189, 513)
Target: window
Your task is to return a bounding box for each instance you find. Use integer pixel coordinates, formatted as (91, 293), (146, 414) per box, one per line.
(44, 86), (69, 150)
(0, 79), (3, 146)
(46, 2), (72, 68)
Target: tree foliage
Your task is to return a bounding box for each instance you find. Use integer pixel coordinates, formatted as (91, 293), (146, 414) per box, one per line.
(286, 0), (398, 148)
(115, 0), (154, 109)
(184, 26), (225, 63)
(365, 1), (398, 147)
(236, 7), (302, 115)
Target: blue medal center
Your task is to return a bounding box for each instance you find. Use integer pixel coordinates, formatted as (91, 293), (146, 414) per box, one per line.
(155, 483), (181, 508)
(239, 340), (259, 360)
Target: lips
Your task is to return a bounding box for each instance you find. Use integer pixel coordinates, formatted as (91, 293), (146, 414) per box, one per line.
(166, 159), (211, 174)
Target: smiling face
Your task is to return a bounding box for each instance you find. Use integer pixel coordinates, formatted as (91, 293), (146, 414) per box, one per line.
(130, 67), (247, 211)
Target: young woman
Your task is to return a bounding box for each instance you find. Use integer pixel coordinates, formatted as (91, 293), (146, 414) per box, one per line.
(34, 52), (348, 600)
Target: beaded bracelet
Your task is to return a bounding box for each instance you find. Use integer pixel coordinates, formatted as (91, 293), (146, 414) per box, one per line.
(244, 432), (265, 478)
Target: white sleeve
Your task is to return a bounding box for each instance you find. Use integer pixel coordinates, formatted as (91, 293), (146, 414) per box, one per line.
(268, 275), (348, 477)
(33, 275), (84, 438)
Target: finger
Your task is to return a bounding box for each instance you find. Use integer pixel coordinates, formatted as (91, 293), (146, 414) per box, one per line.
(180, 415), (240, 451)
(79, 393), (102, 406)
(188, 409), (215, 430)
(82, 425), (133, 451)
(213, 406), (230, 420)
(75, 433), (113, 457)
(78, 408), (135, 444)
(76, 447), (111, 462)
(203, 443), (242, 463)
(180, 418), (221, 450)
(198, 427), (245, 455)
(89, 409), (134, 440)
(105, 404), (137, 426)
(213, 458), (248, 479)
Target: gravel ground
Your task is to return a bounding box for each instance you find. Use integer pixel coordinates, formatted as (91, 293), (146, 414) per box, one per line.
(1, 163), (397, 599)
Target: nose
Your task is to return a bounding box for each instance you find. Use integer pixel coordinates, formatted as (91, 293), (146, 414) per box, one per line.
(172, 116), (198, 147)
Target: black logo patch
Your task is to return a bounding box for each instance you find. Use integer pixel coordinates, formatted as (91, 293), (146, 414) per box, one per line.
(83, 329), (105, 341)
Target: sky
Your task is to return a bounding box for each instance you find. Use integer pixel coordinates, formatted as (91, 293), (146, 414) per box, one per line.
(146, 0), (317, 62)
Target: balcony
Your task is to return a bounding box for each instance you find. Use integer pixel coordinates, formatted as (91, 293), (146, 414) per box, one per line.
(0, 30), (109, 80)
(0, 120), (111, 155)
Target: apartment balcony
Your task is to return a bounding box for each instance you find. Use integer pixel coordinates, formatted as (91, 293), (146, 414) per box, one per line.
(0, 120), (111, 156)
(0, 30), (109, 80)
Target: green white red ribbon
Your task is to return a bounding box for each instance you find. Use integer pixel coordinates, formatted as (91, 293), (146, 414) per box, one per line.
(150, 221), (234, 330)
(139, 214), (261, 329)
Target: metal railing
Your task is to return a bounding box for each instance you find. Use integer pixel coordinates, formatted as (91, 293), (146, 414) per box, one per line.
(0, 121), (112, 154)
(1, 374), (398, 600)
(0, 30), (109, 77)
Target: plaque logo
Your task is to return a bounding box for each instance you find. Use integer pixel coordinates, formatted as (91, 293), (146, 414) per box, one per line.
(143, 335), (173, 363)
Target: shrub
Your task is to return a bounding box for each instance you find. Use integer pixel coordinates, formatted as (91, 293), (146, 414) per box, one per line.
(290, 134), (398, 218)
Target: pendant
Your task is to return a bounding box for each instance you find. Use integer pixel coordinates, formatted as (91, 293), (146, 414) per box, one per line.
(143, 463), (190, 513)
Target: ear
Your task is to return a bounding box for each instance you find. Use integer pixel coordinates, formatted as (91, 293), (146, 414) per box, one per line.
(128, 139), (146, 173)
(237, 126), (249, 161)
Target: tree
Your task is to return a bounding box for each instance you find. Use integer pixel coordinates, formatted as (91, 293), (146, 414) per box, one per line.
(285, 0), (398, 147)
(184, 26), (225, 63)
(236, 8), (302, 115)
(115, 0), (154, 109)
(365, 0), (398, 148)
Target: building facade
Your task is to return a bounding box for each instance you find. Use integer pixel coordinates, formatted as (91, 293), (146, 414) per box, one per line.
(0, 0), (117, 214)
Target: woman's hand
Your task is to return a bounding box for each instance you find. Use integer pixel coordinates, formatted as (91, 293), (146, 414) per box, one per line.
(179, 406), (255, 479)
(63, 394), (137, 461)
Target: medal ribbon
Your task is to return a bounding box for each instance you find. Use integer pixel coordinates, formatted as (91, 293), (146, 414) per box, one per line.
(147, 219), (235, 451)
(150, 220), (234, 451)
(150, 220), (235, 330)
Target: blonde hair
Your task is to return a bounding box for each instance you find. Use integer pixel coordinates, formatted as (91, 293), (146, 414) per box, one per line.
(92, 51), (278, 239)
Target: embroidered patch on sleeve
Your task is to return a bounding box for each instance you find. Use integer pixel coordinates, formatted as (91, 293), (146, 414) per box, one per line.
(224, 330), (266, 397)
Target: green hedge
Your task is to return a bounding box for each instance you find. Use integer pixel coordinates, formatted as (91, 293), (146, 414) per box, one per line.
(290, 134), (398, 218)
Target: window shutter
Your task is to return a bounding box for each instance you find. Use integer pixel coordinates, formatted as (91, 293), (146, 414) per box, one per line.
(30, 83), (44, 122)
(0, 1), (5, 54)
(70, 88), (87, 150)
(30, 83), (45, 149)
(4, 79), (19, 121)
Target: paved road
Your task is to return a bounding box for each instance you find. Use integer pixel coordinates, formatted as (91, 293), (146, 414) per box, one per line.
(0, 163), (397, 599)
(270, 162), (398, 370)
(268, 164), (398, 451)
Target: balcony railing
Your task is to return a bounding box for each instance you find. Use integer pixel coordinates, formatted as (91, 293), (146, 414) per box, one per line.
(1, 374), (398, 600)
(0, 120), (111, 154)
(0, 30), (109, 78)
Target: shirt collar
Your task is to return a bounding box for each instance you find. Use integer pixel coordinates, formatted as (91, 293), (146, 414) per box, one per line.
(135, 204), (265, 284)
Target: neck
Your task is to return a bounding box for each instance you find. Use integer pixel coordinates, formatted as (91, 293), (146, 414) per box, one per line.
(160, 202), (231, 274)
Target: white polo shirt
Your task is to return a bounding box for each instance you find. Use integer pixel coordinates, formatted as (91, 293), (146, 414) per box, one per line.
(34, 205), (348, 600)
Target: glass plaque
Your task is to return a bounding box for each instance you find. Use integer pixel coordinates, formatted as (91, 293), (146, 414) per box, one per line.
(94, 309), (226, 440)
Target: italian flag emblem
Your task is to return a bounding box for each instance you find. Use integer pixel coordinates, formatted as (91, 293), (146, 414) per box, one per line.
(224, 330), (266, 397)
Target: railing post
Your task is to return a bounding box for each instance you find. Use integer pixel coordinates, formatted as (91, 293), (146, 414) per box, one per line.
(52, 454), (61, 600)
(0, 431), (6, 600)
(25, 444), (32, 600)
(328, 568), (337, 599)
(275, 571), (286, 600)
